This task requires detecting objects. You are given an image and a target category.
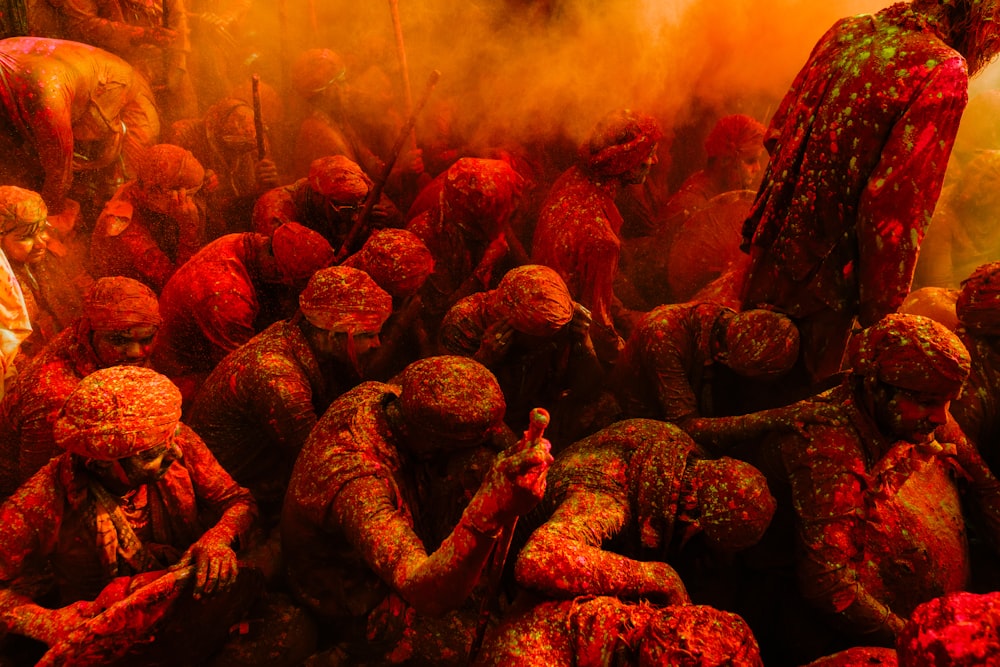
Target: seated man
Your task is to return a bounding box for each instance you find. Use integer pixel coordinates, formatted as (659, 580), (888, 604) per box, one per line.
(0, 276), (161, 497)
(90, 144), (208, 294)
(152, 222), (334, 402)
(281, 356), (552, 665)
(439, 264), (605, 443)
(758, 314), (1000, 657)
(514, 418), (775, 608)
(187, 266), (393, 524)
(0, 366), (258, 666)
(611, 303), (805, 451)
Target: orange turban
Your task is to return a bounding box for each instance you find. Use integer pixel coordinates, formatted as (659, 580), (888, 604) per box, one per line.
(848, 314), (970, 396)
(137, 144), (205, 190)
(581, 109), (662, 177)
(957, 261), (1000, 336)
(84, 276), (161, 332)
(54, 366), (181, 460)
(342, 228), (434, 298)
(271, 222), (336, 286)
(290, 48), (346, 100)
(0, 185), (46, 235)
(298, 265), (392, 333)
(494, 265), (574, 337)
(308, 155), (372, 203)
(443, 158), (526, 232)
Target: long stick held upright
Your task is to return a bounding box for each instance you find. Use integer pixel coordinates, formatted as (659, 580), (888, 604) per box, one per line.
(388, 0), (416, 154)
(251, 74), (266, 161)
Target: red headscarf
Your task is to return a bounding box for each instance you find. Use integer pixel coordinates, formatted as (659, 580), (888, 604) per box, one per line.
(54, 366), (181, 460)
(298, 265), (392, 333)
(703, 114), (766, 159)
(137, 144), (205, 190)
(443, 158), (526, 233)
(342, 228), (434, 298)
(271, 222), (336, 286)
(848, 313), (971, 396)
(581, 109), (663, 178)
(307, 155), (372, 203)
(686, 456), (776, 552)
(84, 276), (162, 332)
(722, 309), (800, 377)
(957, 261), (1000, 336)
(494, 265), (574, 337)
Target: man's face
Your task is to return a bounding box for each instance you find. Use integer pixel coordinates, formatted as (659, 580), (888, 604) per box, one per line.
(87, 438), (181, 495)
(91, 326), (158, 367)
(874, 384), (954, 444)
(1, 222), (48, 265)
(621, 144), (659, 185)
(725, 147), (766, 191)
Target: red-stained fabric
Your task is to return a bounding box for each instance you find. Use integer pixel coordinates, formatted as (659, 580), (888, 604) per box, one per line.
(493, 265), (573, 338)
(951, 331), (1000, 473)
(0, 38), (160, 215)
(298, 265), (391, 334)
(956, 260), (1000, 336)
(83, 276), (161, 331)
(442, 158), (526, 235)
(342, 228), (434, 299)
(723, 309), (799, 378)
(308, 155), (371, 201)
(53, 367), (181, 461)
(0, 185), (45, 235)
(581, 110), (662, 178)
(270, 222), (335, 287)
(897, 591), (1000, 667)
(740, 4), (969, 380)
(136, 144), (204, 190)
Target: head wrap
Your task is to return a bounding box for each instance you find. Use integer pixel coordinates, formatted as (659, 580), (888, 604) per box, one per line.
(54, 366), (182, 460)
(342, 228), (434, 298)
(581, 109), (663, 178)
(722, 309), (800, 377)
(84, 277), (161, 332)
(290, 48), (346, 100)
(271, 222), (336, 286)
(638, 605), (762, 667)
(399, 356), (506, 443)
(299, 265), (392, 333)
(848, 314), (971, 396)
(307, 155), (372, 203)
(443, 158), (526, 231)
(703, 114), (766, 159)
(0, 185), (46, 236)
(137, 144), (205, 190)
(204, 98), (257, 152)
(957, 261), (1000, 336)
(688, 456), (776, 552)
(898, 591), (1000, 667)
(493, 265), (574, 337)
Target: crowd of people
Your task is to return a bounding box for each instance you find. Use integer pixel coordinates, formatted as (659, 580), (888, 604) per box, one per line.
(0, 0), (1000, 665)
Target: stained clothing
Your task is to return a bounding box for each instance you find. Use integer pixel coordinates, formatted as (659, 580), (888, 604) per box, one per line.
(90, 181), (206, 293)
(10, 252), (87, 360)
(186, 320), (338, 517)
(611, 303), (726, 422)
(531, 166), (625, 357)
(950, 333), (1000, 475)
(772, 384), (1000, 636)
(281, 381), (491, 663)
(0, 321), (103, 497)
(0, 247), (31, 390)
(740, 4), (968, 379)
(0, 423), (254, 605)
(0, 37), (159, 215)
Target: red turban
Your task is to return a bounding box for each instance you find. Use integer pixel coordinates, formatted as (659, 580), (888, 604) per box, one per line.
(399, 356), (506, 443)
(84, 276), (161, 332)
(308, 155), (372, 203)
(898, 592), (1000, 667)
(581, 109), (663, 178)
(957, 261), (1000, 336)
(848, 314), (971, 396)
(342, 228), (434, 298)
(271, 222), (336, 286)
(723, 309), (800, 377)
(298, 265), (392, 333)
(494, 265), (574, 337)
(0, 185), (46, 235)
(137, 144), (205, 190)
(290, 48), (346, 100)
(443, 158), (526, 231)
(689, 456), (776, 552)
(639, 605), (762, 667)
(703, 114), (766, 159)
(204, 98), (257, 153)
(54, 366), (182, 460)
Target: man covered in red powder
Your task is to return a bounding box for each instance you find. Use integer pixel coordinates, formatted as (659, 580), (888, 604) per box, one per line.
(90, 143), (207, 294)
(897, 591), (1000, 666)
(186, 266), (392, 525)
(611, 303), (806, 451)
(439, 264), (605, 443)
(152, 222), (334, 402)
(0, 366), (258, 665)
(757, 314), (1000, 659)
(408, 157), (527, 345)
(531, 109), (661, 365)
(0, 276), (160, 498)
(0, 37), (160, 232)
(740, 0), (1000, 387)
(281, 356), (551, 665)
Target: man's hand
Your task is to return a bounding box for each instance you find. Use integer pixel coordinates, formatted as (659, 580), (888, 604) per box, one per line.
(172, 538), (239, 600)
(463, 435), (553, 536)
(255, 158), (280, 191)
(133, 26), (177, 49)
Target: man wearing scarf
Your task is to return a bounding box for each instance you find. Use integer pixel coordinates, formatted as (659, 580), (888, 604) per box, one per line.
(0, 276), (160, 498)
(740, 0), (1000, 388)
(531, 109), (661, 366)
(0, 366), (257, 665)
(187, 266), (392, 525)
(152, 222), (334, 403)
(754, 314), (1000, 661)
(281, 355), (551, 665)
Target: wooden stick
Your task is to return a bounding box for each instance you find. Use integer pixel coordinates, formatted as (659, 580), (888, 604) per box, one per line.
(251, 74), (266, 160)
(388, 0), (416, 153)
